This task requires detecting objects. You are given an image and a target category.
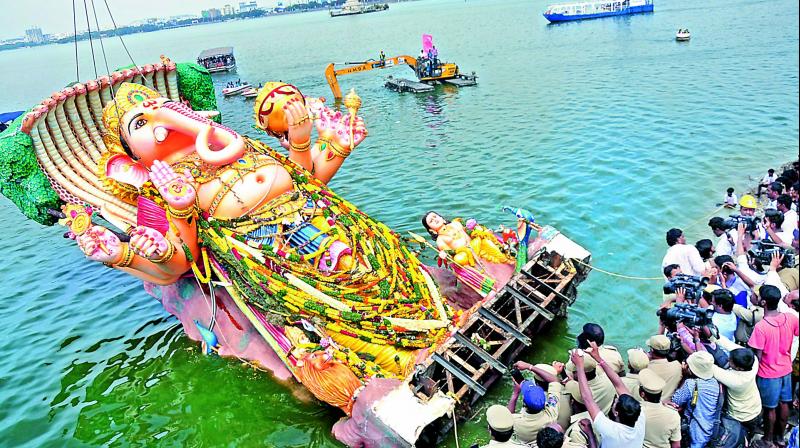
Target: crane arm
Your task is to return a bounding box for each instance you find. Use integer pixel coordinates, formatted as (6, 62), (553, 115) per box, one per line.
(325, 55), (417, 99)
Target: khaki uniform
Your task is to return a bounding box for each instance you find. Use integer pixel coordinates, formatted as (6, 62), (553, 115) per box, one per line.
(556, 389), (574, 432)
(589, 372), (617, 415)
(647, 358), (683, 401)
(598, 345), (625, 375)
(778, 264), (799, 291)
(732, 304), (764, 345)
(566, 346), (626, 376)
(564, 411), (601, 447)
(621, 373), (642, 402)
(642, 401), (681, 448)
(513, 382), (562, 444)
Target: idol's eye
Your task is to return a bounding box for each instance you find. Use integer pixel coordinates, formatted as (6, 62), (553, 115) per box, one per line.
(134, 118), (147, 130)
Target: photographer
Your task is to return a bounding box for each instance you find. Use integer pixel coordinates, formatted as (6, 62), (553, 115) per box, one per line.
(662, 228), (707, 278)
(676, 324), (729, 368)
(763, 209), (792, 249)
(709, 255), (751, 307)
(733, 224), (790, 298)
(669, 352), (723, 448)
(710, 289), (737, 342)
(708, 217), (737, 257)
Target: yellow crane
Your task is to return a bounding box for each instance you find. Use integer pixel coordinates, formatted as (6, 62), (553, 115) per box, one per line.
(324, 54), (474, 99)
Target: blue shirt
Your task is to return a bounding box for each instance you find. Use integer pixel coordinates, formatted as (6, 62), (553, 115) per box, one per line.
(672, 378), (721, 448)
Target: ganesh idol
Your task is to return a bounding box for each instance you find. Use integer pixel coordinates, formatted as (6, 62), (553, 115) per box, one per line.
(74, 82), (451, 382)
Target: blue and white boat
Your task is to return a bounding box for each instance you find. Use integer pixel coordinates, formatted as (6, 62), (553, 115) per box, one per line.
(543, 0), (654, 23)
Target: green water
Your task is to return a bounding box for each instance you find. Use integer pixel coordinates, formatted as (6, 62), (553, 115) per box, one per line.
(0, 0), (797, 446)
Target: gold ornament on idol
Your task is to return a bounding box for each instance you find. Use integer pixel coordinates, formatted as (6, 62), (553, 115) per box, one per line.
(343, 88), (361, 151)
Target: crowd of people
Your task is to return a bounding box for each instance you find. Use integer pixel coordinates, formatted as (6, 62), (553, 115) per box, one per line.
(417, 45), (440, 78)
(475, 163), (800, 448)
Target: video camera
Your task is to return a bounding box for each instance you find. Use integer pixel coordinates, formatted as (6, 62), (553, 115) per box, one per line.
(663, 274), (709, 302)
(748, 239), (797, 271)
(722, 214), (759, 233)
(657, 302), (715, 328)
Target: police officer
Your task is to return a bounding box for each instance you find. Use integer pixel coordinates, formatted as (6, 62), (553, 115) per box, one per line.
(639, 369), (682, 448)
(481, 405), (526, 447)
(622, 348), (650, 402)
(646, 335), (683, 400)
(566, 355), (617, 415)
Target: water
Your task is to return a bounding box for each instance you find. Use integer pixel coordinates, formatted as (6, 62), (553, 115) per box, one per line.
(0, 0), (797, 446)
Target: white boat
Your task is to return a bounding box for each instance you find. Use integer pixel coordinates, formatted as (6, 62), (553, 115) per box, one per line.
(241, 87), (259, 98)
(197, 47), (236, 73)
(676, 29), (691, 41)
(331, 0), (389, 17)
(222, 83), (251, 96)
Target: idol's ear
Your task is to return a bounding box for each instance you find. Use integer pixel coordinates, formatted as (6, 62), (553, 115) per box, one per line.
(106, 153), (149, 188)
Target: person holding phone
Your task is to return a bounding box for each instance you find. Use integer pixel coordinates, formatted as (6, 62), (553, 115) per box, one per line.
(508, 361), (563, 444)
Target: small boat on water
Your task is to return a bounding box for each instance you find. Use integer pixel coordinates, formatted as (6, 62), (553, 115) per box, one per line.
(197, 47), (236, 73)
(222, 83), (251, 96)
(543, 0), (654, 23)
(241, 87), (259, 98)
(331, 0), (389, 17)
(676, 29), (691, 41)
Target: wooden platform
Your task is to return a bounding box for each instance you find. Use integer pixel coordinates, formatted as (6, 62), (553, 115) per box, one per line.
(408, 248), (591, 446)
(384, 77), (434, 93)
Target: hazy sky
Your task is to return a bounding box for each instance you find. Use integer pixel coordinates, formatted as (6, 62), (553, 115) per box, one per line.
(0, 0), (278, 40)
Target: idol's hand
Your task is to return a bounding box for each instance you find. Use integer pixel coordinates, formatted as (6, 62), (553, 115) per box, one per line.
(129, 226), (171, 260)
(150, 160), (196, 210)
(284, 98), (313, 146)
(77, 225), (123, 263)
(332, 114), (367, 150)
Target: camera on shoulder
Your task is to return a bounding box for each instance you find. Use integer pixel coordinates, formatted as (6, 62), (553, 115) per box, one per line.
(748, 239), (796, 271)
(722, 214), (758, 233)
(663, 274), (709, 302)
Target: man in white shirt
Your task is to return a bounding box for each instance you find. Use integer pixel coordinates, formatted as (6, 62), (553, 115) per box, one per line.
(723, 187), (738, 209)
(764, 209), (793, 248)
(776, 195), (798, 235)
(765, 182), (783, 210)
(757, 169), (777, 197)
(662, 228), (706, 277)
(571, 344), (646, 448)
(708, 217), (738, 257)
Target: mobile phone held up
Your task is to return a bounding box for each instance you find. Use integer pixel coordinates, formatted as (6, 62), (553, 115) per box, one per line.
(511, 368), (525, 384)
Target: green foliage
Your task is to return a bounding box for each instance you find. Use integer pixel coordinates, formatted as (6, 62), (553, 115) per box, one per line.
(176, 63), (222, 123)
(0, 114), (62, 225)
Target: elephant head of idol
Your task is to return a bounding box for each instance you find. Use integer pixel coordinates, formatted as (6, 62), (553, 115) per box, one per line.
(102, 83), (246, 176)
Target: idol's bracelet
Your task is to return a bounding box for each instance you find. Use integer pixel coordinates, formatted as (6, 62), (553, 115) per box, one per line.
(322, 138), (352, 159)
(167, 204), (196, 220)
(289, 138), (312, 152)
(152, 241), (176, 264)
(107, 243), (134, 268)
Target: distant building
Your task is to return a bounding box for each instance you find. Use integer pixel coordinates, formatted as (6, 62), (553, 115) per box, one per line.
(223, 4), (235, 15)
(25, 27), (45, 44)
(239, 1), (259, 12)
(201, 8), (222, 19)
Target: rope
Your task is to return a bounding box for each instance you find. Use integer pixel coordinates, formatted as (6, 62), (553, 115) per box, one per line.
(571, 258), (663, 281)
(90, 0), (114, 91)
(102, 0), (139, 73)
(81, 0), (99, 78)
(682, 205), (726, 230)
(72, 0), (79, 82)
(452, 410), (460, 448)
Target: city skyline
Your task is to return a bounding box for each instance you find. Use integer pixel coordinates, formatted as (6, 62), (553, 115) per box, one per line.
(0, 0), (290, 41)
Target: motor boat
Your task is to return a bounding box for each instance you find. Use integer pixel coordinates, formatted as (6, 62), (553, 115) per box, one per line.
(241, 87), (259, 98)
(222, 82), (251, 96)
(676, 29), (691, 41)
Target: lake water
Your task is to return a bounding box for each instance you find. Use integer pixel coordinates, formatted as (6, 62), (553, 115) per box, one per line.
(0, 0), (797, 446)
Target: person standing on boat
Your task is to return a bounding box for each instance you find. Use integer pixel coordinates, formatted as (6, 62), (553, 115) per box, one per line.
(431, 45), (439, 67)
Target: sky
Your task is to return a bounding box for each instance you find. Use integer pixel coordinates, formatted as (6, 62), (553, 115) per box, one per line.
(0, 0), (280, 40)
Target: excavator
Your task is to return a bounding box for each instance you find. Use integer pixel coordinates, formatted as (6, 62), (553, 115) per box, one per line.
(324, 54), (477, 99)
